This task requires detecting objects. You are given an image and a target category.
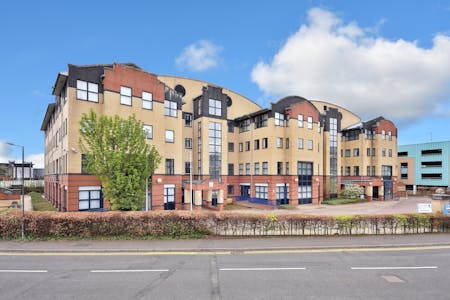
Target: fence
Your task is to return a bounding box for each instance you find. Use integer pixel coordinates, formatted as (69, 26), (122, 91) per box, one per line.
(0, 180), (44, 188)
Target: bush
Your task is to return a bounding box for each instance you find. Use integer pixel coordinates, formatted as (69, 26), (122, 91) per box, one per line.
(24, 186), (44, 194)
(340, 184), (364, 199)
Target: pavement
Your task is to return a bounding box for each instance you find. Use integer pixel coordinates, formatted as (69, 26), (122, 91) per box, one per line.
(0, 234), (449, 253)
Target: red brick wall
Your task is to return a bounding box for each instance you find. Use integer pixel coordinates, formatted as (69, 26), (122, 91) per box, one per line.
(286, 101), (320, 123)
(103, 64), (165, 102)
(374, 119), (397, 136)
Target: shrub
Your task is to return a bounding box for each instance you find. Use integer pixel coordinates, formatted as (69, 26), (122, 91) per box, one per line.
(340, 184), (364, 199)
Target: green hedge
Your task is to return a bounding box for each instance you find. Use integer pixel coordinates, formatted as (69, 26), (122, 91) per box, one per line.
(0, 211), (449, 240)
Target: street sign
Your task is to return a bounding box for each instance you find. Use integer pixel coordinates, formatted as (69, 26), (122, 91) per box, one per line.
(417, 203), (432, 213)
(443, 204), (450, 215)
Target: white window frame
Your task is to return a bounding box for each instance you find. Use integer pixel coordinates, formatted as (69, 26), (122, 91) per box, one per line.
(164, 100), (177, 117)
(142, 91), (153, 110)
(307, 139), (313, 150)
(78, 186), (101, 210)
(185, 138), (192, 149)
(143, 125), (153, 139)
(163, 184), (175, 203)
(275, 112), (285, 127)
(165, 130), (174, 143)
(298, 138), (304, 149)
(120, 86), (132, 106)
(208, 99), (222, 116)
(277, 137), (283, 148)
(307, 116), (313, 129)
(298, 114), (304, 127)
(76, 80), (98, 102)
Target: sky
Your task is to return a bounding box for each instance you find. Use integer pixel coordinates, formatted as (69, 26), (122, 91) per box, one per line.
(0, 0), (449, 168)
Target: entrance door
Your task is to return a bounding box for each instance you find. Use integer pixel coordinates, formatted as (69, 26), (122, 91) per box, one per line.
(372, 186), (379, 199)
(240, 185), (250, 198)
(384, 180), (393, 200)
(164, 184), (175, 210)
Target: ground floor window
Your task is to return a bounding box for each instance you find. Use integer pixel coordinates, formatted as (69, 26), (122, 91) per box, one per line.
(255, 184), (268, 200)
(78, 186), (102, 210)
(164, 184), (175, 210)
(276, 184), (289, 205)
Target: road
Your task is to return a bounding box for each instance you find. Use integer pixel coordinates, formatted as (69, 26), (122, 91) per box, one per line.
(1, 236), (449, 299)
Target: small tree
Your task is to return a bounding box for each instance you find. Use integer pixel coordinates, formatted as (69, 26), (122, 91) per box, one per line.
(79, 110), (161, 210)
(340, 184), (364, 199)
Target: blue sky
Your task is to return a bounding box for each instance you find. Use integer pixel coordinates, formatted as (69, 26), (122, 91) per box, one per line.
(1, 0), (449, 167)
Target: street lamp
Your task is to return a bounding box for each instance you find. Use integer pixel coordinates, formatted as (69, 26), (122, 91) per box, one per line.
(6, 142), (25, 239)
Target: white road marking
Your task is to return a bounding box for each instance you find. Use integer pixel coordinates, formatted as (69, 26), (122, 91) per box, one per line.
(381, 275), (405, 283)
(220, 267), (306, 271)
(351, 266), (438, 270)
(0, 270), (47, 273)
(90, 269), (169, 273)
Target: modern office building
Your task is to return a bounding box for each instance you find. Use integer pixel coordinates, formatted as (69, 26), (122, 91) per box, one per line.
(41, 63), (398, 211)
(398, 141), (450, 193)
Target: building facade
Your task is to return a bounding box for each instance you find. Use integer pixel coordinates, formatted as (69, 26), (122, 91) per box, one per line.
(41, 63), (399, 211)
(398, 141), (450, 193)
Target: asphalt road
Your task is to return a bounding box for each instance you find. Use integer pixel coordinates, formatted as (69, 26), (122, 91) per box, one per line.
(1, 243), (449, 299)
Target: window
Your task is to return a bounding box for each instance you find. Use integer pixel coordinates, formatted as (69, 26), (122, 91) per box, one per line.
(262, 138), (268, 149)
(388, 149), (392, 157)
(353, 166), (359, 176)
(254, 162), (260, 175)
(345, 149), (351, 157)
(228, 142), (234, 152)
(227, 185), (234, 195)
(276, 184), (290, 205)
(239, 119), (251, 132)
(76, 80), (98, 102)
(255, 113), (268, 128)
(228, 121), (234, 133)
(197, 122), (202, 175)
(78, 186), (101, 210)
(275, 112), (285, 126)
(239, 164), (243, 175)
(382, 148), (386, 157)
(382, 130), (386, 140)
(298, 114), (304, 127)
(209, 99), (222, 116)
(239, 143), (243, 152)
(298, 138), (304, 149)
(277, 137), (283, 148)
(318, 122), (321, 133)
(372, 148), (376, 156)
(185, 162), (191, 174)
(367, 166), (371, 176)
(142, 91), (153, 110)
(388, 131), (392, 141)
(165, 159), (174, 175)
(208, 122), (222, 179)
(400, 163), (408, 179)
(286, 162), (289, 175)
(308, 140), (313, 150)
(120, 86), (132, 106)
(262, 162), (268, 175)
(353, 148), (359, 157)
(307, 116), (313, 129)
(254, 139), (260, 150)
(185, 138), (192, 149)
(372, 166), (376, 176)
(165, 130), (174, 143)
(183, 112), (192, 127)
(286, 138), (290, 149)
(143, 125), (153, 139)
(277, 162), (283, 175)
(398, 151), (408, 157)
(345, 167), (351, 176)
(382, 165), (392, 177)
(228, 164), (234, 175)
(245, 141), (250, 151)
(367, 148), (371, 156)
(255, 185), (268, 200)
(245, 163), (250, 175)
(297, 162), (313, 204)
(164, 100), (177, 117)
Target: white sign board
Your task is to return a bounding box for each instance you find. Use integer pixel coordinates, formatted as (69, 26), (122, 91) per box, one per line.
(417, 203), (432, 213)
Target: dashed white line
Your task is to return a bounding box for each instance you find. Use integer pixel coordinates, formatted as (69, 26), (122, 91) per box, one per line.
(0, 270), (48, 273)
(351, 266), (438, 270)
(90, 269), (169, 273)
(220, 267), (306, 271)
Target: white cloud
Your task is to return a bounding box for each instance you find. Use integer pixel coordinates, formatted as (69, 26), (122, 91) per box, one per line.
(26, 153), (44, 169)
(251, 7), (450, 125)
(175, 40), (222, 72)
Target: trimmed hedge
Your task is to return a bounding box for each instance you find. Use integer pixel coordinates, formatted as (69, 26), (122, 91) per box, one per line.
(0, 211), (449, 239)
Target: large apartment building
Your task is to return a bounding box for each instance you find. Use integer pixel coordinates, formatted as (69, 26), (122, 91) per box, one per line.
(398, 141), (450, 193)
(41, 63), (398, 211)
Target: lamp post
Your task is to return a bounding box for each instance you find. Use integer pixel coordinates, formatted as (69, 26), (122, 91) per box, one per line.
(6, 142), (25, 239)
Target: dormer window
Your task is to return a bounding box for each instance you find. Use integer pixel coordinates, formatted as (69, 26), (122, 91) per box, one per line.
(77, 80), (98, 102)
(209, 99), (222, 116)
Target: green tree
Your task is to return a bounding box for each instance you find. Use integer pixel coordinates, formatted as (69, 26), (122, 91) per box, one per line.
(79, 110), (161, 210)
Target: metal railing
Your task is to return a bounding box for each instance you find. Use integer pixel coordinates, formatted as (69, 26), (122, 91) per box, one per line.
(0, 180), (44, 188)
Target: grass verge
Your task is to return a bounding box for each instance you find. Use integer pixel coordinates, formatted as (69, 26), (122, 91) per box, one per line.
(30, 192), (57, 211)
(323, 198), (368, 205)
